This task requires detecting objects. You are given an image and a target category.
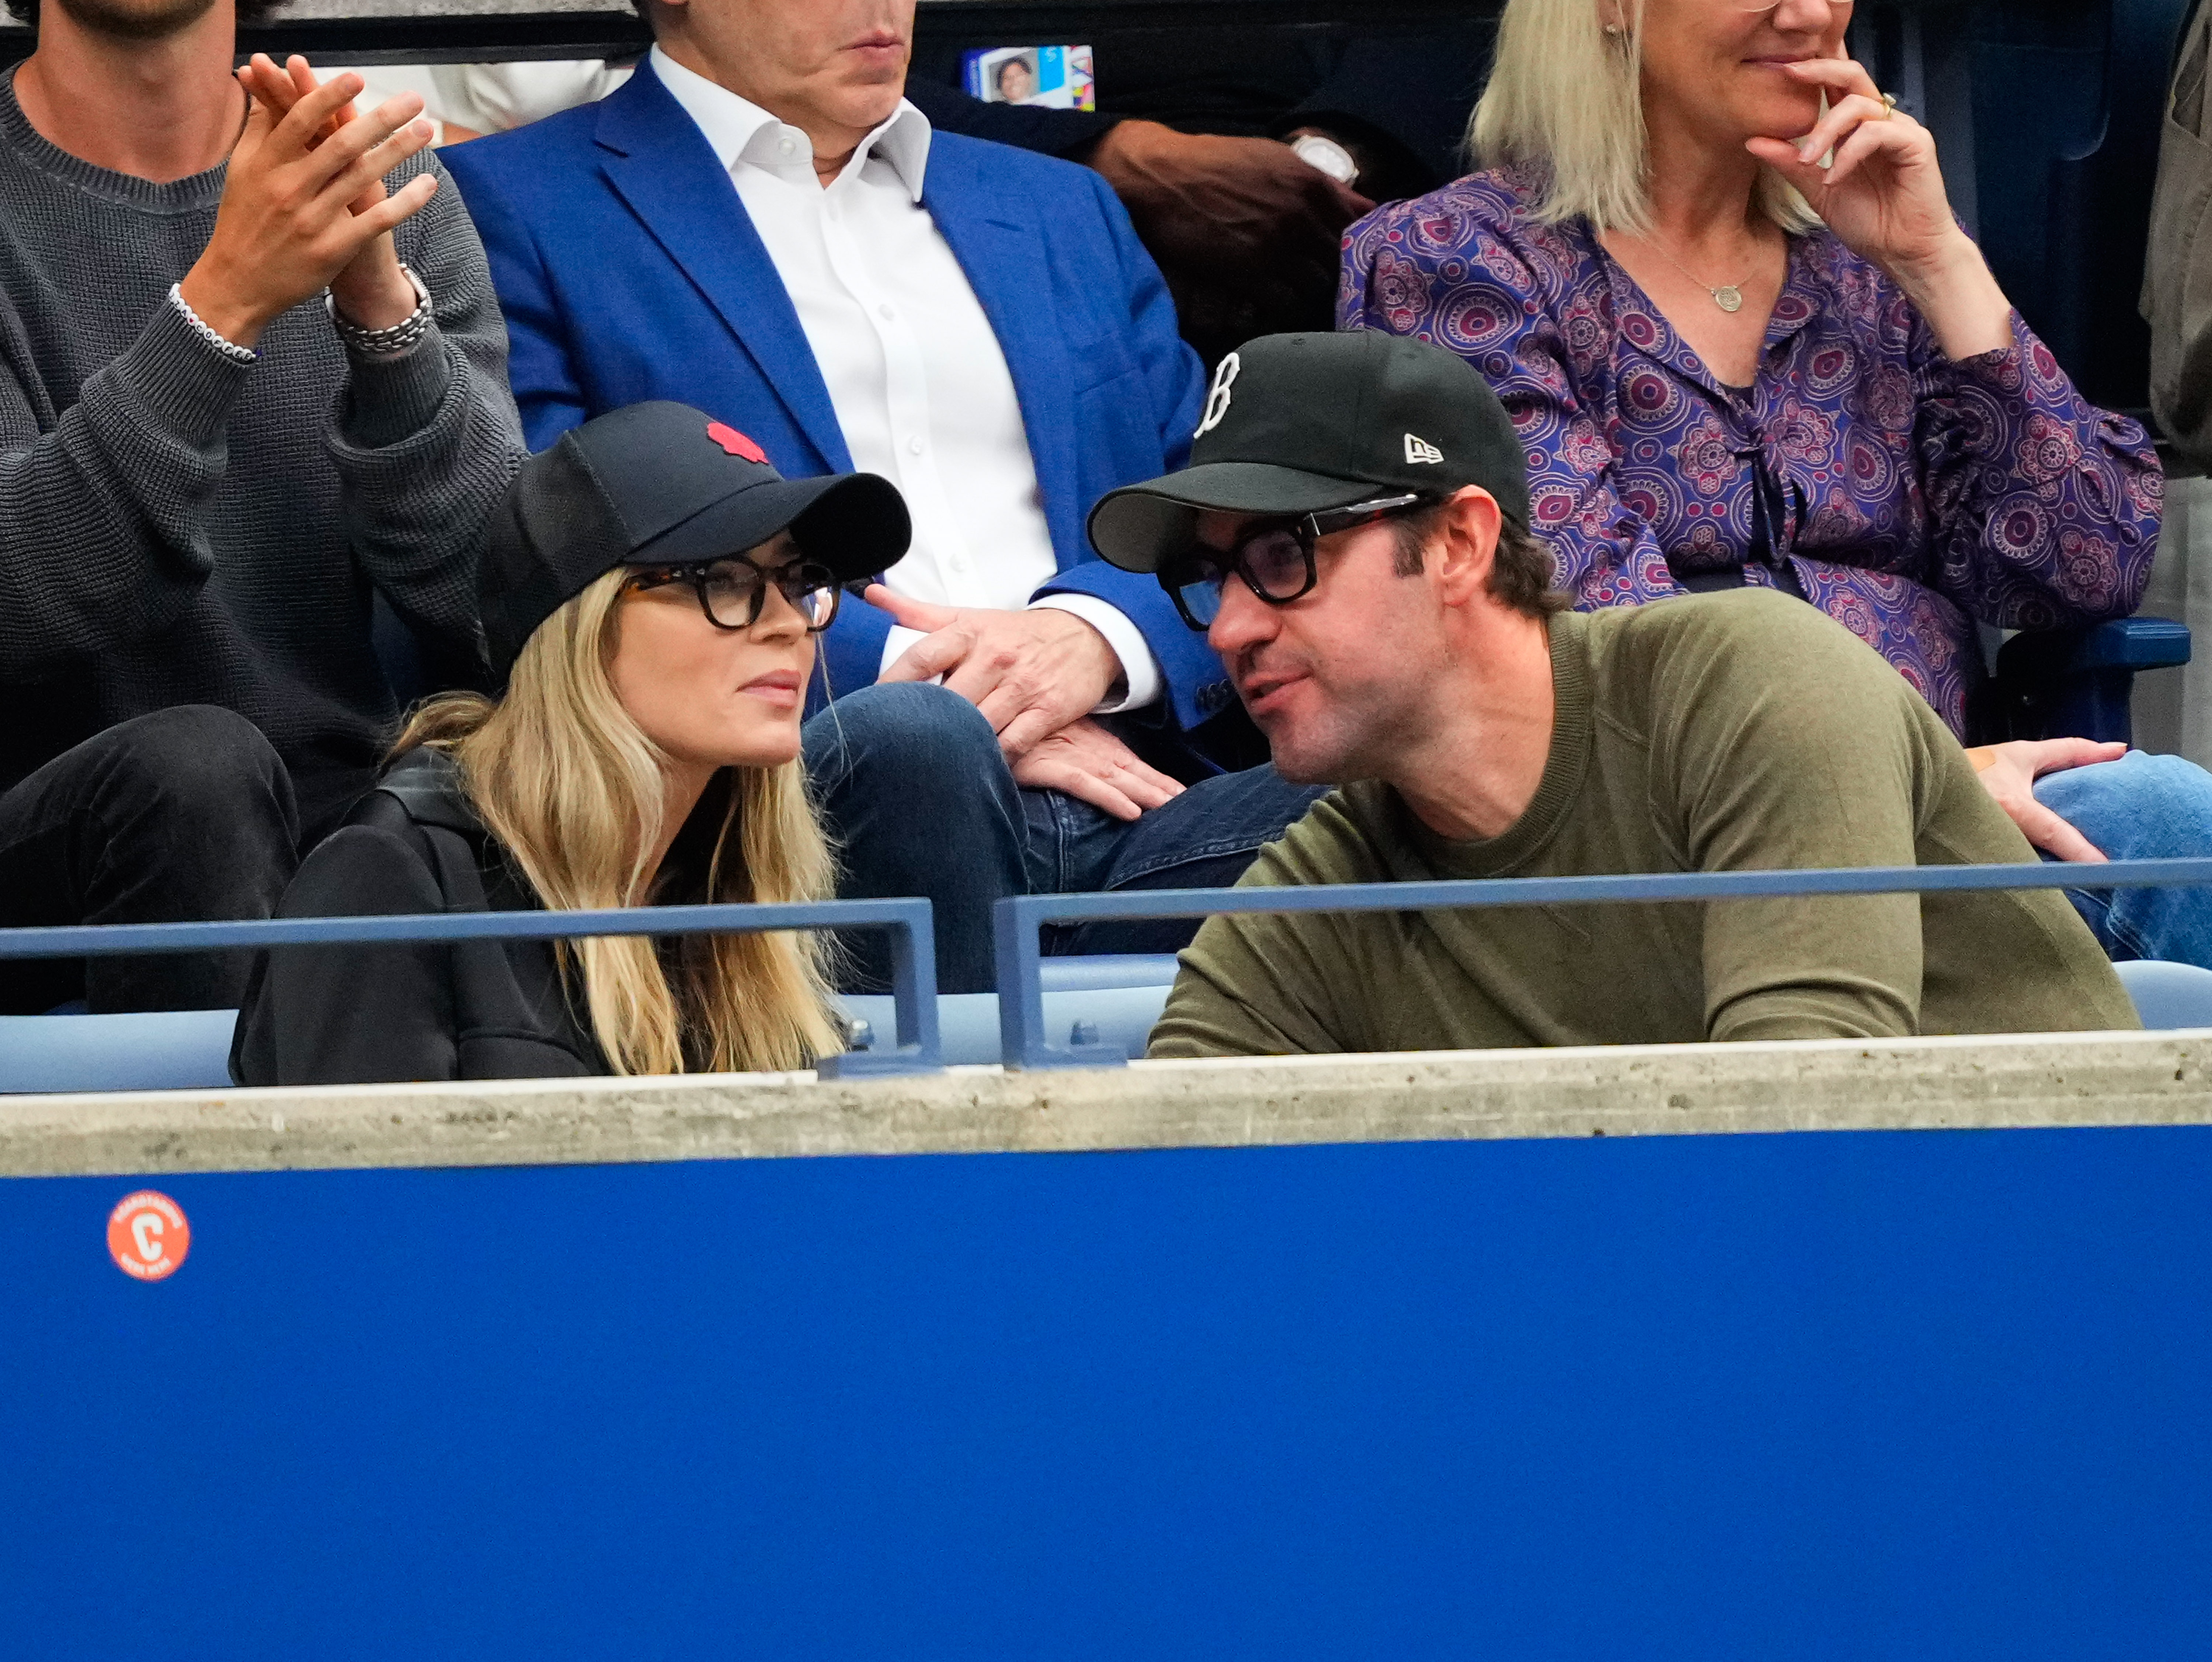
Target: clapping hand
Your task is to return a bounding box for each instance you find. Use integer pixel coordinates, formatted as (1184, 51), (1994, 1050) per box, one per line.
(178, 55), (432, 348)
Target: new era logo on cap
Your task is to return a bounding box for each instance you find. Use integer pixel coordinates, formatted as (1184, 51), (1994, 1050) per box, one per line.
(1404, 433), (1444, 465)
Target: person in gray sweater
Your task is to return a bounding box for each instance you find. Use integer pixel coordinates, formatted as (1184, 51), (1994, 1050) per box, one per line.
(0, 0), (524, 1013)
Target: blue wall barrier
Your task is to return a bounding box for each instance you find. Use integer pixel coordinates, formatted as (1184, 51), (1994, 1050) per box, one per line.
(5, 1123), (2211, 1659)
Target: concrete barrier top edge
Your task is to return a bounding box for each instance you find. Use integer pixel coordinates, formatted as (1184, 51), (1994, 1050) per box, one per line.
(2, 1026), (2208, 1179)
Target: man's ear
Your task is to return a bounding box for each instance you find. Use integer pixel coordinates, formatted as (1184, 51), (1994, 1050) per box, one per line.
(1430, 486), (1505, 610)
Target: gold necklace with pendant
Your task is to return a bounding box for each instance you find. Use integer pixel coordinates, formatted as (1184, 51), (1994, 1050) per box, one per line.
(1643, 237), (1752, 313)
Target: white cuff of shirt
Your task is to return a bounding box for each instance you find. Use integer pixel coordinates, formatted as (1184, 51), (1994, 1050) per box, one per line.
(872, 601), (1164, 715)
(1028, 594), (1163, 714)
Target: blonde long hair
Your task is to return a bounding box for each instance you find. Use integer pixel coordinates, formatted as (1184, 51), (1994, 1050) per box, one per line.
(393, 569), (843, 1076)
(1468, 0), (1819, 235)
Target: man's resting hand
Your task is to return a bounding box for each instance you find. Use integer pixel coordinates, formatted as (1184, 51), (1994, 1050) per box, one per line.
(1008, 716), (1186, 823)
(869, 587), (1123, 758)
(1965, 737), (2126, 863)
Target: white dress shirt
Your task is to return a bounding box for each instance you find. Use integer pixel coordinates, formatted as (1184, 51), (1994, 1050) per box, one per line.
(651, 48), (1161, 711)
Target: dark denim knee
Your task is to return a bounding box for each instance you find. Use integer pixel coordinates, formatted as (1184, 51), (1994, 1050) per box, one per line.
(804, 682), (1004, 805)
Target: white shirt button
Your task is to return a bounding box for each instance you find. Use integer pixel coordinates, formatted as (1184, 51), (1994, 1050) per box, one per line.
(908, 436), (925, 455)
(778, 136), (796, 156)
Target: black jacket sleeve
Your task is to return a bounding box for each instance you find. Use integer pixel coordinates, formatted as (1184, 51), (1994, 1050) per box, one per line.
(903, 76), (1122, 160)
(230, 822), (462, 1087)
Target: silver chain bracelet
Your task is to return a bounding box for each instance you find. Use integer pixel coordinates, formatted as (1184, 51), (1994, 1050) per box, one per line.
(325, 263), (434, 358)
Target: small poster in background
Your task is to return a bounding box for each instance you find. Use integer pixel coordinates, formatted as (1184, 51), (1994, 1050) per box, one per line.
(963, 45), (1096, 110)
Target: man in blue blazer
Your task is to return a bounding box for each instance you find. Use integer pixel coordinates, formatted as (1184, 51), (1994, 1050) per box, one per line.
(445, 0), (1322, 990)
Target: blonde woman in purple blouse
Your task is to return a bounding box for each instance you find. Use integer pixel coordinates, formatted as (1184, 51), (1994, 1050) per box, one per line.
(1340, 0), (2212, 968)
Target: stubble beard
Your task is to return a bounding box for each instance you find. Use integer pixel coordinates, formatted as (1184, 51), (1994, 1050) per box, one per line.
(1263, 684), (1420, 788)
(49, 0), (218, 42)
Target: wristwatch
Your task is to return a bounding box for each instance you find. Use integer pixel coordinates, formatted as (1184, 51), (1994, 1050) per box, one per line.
(325, 263), (434, 358)
(1290, 133), (1360, 187)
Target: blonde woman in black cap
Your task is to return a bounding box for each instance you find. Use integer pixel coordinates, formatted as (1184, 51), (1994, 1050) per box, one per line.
(232, 402), (911, 1086)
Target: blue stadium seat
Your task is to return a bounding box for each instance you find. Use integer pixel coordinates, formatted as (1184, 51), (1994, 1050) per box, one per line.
(1036, 954), (1182, 993)
(1987, 616), (2194, 745)
(839, 984), (1174, 1066)
(2112, 958), (2212, 1028)
(0, 951), (2179, 1087)
(373, 592), (488, 708)
(0, 962), (1184, 1093)
(372, 591), (431, 710)
(0, 1010), (237, 1094)
(1867, 2), (2194, 746)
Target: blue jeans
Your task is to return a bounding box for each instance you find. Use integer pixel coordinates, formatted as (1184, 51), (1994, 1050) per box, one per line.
(804, 683), (1328, 993)
(2034, 749), (2212, 968)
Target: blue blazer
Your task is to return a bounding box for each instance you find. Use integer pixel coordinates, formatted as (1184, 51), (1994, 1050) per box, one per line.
(445, 63), (1230, 731)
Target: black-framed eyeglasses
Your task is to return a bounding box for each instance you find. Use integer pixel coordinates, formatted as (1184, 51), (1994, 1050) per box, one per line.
(623, 551), (842, 634)
(1157, 492), (1436, 632)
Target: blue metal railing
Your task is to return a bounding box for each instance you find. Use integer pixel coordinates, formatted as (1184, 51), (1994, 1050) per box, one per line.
(992, 858), (2212, 1069)
(16, 856), (2212, 1079)
(0, 899), (942, 1077)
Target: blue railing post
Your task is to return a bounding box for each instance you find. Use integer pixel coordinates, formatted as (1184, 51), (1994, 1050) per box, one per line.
(817, 897), (942, 1078)
(992, 895), (1123, 1071)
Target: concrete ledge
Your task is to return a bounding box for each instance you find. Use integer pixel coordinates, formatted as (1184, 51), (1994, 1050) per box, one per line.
(3, 1028), (2210, 1178)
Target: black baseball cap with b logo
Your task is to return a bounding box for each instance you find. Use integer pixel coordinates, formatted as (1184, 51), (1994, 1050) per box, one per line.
(1086, 331), (1531, 574)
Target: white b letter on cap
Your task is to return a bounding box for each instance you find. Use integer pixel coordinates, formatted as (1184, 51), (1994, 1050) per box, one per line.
(1405, 433), (1444, 465)
(1196, 352), (1241, 438)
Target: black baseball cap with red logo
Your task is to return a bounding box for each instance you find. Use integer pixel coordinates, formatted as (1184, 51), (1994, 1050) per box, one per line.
(480, 400), (911, 681)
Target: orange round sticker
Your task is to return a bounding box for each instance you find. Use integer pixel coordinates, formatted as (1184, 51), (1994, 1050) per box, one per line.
(107, 1191), (189, 1281)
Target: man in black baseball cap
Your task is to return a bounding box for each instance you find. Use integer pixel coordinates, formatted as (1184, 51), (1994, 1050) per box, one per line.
(1128, 332), (2132, 1062)
(480, 400), (911, 683)
(1088, 329), (1533, 583)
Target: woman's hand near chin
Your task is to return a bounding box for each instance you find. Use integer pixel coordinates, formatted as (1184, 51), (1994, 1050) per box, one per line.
(1746, 55), (2015, 361)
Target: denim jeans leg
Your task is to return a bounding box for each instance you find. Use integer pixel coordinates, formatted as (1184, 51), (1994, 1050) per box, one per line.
(2032, 750), (2212, 968)
(803, 683), (1028, 994)
(1060, 763), (1330, 957)
(1016, 784), (1169, 958)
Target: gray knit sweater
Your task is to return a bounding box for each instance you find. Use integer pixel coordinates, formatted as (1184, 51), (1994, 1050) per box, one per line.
(0, 77), (525, 835)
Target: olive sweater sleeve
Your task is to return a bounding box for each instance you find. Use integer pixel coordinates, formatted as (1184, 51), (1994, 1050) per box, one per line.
(1147, 796), (1383, 1059)
(1639, 593), (1970, 1042)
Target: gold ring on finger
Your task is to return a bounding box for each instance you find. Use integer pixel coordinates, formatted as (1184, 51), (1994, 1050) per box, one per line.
(1878, 91), (1898, 119)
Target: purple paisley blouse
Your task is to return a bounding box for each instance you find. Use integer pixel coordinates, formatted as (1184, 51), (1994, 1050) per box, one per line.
(1337, 167), (2165, 736)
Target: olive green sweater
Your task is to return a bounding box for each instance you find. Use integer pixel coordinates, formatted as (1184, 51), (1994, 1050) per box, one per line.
(1150, 592), (2136, 1058)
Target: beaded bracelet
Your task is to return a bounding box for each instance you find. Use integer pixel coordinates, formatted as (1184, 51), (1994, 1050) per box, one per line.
(166, 283), (257, 366)
(325, 263), (434, 359)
